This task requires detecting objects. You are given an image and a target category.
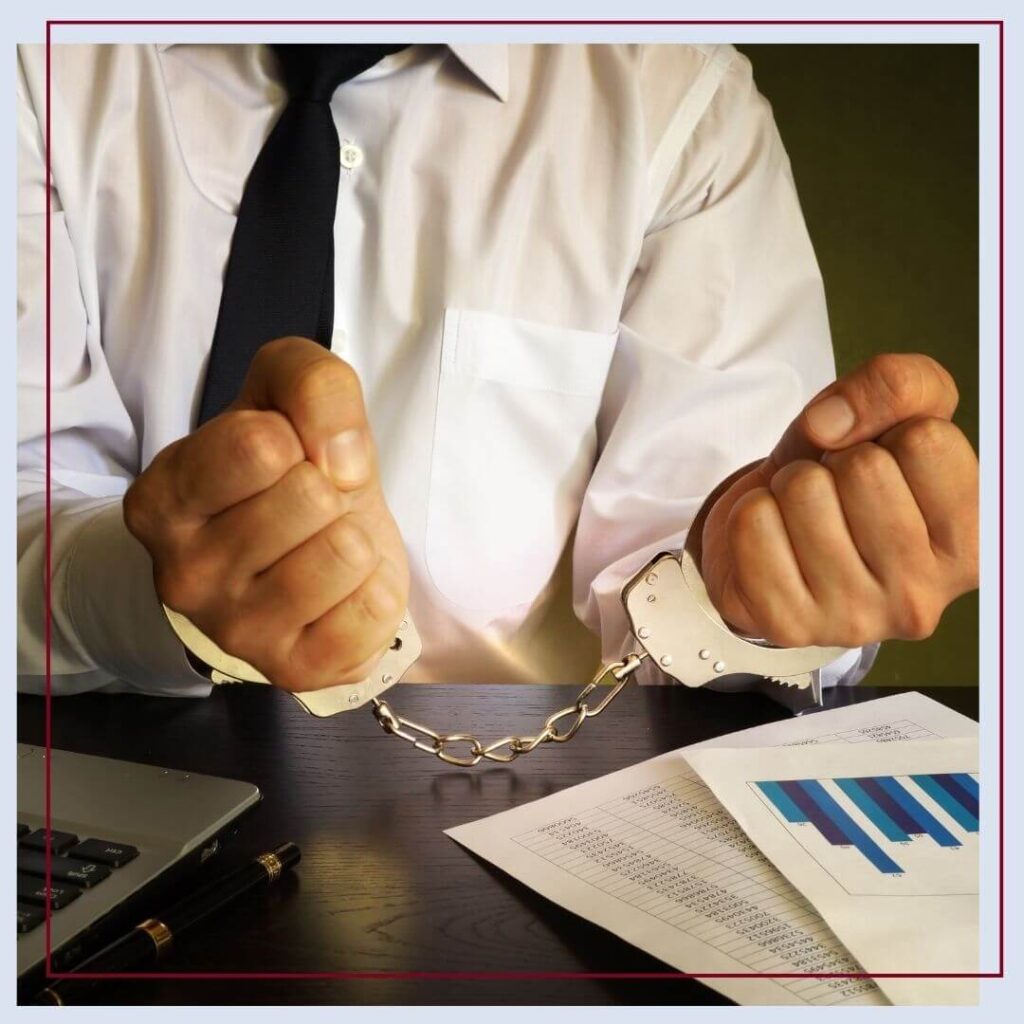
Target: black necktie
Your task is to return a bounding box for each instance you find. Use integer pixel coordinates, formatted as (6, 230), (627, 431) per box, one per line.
(198, 44), (407, 424)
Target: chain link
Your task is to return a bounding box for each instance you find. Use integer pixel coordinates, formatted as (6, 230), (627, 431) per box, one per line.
(369, 651), (649, 767)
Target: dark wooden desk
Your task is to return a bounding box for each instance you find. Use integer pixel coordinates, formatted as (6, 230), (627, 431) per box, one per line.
(18, 683), (976, 1005)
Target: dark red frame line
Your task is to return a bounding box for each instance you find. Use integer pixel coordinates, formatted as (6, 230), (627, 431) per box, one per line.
(42, 17), (1005, 987)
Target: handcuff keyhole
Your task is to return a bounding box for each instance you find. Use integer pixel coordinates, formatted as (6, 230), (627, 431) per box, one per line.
(390, 637), (403, 652)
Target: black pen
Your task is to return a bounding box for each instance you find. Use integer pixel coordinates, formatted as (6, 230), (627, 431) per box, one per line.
(31, 841), (301, 1005)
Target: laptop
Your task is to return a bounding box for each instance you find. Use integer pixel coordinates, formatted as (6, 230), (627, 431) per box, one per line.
(17, 744), (260, 995)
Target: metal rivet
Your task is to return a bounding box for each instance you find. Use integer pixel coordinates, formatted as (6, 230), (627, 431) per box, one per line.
(713, 661), (725, 673)
(646, 594), (656, 603)
(637, 626), (650, 640)
(382, 674), (394, 685)
(348, 693), (360, 704)
(646, 572), (659, 585)
(659, 654), (673, 668)
(699, 649), (711, 660)
(400, 620), (408, 630)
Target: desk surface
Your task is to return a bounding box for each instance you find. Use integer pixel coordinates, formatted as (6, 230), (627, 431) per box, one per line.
(18, 682), (977, 1006)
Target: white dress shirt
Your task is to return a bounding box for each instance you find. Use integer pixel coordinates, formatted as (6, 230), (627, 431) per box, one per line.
(17, 42), (870, 697)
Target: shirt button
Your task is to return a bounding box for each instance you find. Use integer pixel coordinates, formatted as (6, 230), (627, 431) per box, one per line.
(339, 143), (363, 170)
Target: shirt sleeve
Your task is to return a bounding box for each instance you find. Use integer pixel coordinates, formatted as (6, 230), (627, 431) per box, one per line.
(573, 46), (875, 688)
(17, 47), (211, 698)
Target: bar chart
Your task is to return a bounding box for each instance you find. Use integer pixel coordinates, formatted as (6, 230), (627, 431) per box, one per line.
(751, 773), (979, 896)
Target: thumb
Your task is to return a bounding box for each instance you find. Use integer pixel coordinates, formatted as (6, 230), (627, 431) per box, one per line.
(771, 353), (959, 467)
(234, 336), (375, 491)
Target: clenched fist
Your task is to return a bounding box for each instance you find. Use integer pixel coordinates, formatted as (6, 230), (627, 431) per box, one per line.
(698, 354), (978, 649)
(124, 337), (409, 692)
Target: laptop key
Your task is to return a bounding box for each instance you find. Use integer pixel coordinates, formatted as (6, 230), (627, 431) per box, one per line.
(17, 849), (112, 888)
(68, 838), (139, 868)
(17, 874), (83, 910)
(17, 903), (45, 933)
(18, 824), (29, 839)
(19, 829), (79, 855)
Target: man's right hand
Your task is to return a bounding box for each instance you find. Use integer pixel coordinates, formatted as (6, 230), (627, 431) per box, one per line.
(124, 337), (410, 692)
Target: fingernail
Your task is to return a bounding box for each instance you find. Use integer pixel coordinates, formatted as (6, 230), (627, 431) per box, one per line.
(805, 395), (856, 444)
(325, 429), (370, 487)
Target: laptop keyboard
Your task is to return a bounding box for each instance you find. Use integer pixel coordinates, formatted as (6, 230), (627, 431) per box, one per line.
(17, 826), (138, 934)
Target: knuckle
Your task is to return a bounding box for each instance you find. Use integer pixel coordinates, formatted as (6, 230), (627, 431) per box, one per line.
(937, 361), (960, 410)
(226, 411), (295, 480)
(122, 482), (148, 538)
(829, 442), (893, 488)
(893, 587), (942, 640)
(323, 516), (377, 574)
(839, 609), (878, 648)
(728, 488), (777, 539)
(354, 568), (405, 630)
(867, 353), (925, 415)
(290, 355), (361, 410)
(916, 353), (959, 409)
(291, 461), (341, 519)
(894, 417), (958, 462)
(770, 460), (832, 507)
(155, 562), (205, 615)
(252, 336), (308, 374)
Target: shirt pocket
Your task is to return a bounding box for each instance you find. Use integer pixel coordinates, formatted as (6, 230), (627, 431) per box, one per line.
(425, 308), (619, 612)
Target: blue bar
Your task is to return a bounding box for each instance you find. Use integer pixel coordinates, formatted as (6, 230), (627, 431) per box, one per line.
(877, 776), (961, 848)
(933, 774), (980, 820)
(953, 773), (980, 801)
(793, 780), (904, 874)
(835, 778), (910, 842)
(910, 775), (979, 833)
(857, 776), (923, 835)
(756, 781), (808, 823)
(779, 781), (851, 846)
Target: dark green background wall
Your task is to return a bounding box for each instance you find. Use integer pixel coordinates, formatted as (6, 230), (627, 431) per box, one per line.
(737, 45), (979, 687)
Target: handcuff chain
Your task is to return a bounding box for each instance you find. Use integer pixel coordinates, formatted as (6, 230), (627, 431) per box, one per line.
(369, 652), (649, 768)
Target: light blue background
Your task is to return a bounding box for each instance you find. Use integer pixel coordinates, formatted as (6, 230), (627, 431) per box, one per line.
(4, 0), (1018, 1017)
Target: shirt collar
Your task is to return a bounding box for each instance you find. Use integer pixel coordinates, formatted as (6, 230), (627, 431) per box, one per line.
(156, 43), (509, 102)
(447, 44), (509, 102)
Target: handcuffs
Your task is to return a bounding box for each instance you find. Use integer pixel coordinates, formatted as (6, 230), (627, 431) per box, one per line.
(164, 549), (846, 767)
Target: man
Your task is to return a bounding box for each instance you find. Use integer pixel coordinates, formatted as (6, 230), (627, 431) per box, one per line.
(17, 43), (978, 700)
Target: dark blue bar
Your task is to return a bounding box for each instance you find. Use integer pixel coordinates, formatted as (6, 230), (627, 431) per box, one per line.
(932, 774), (980, 820)
(857, 776), (924, 835)
(779, 781), (850, 846)
(877, 776), (961, 848)
(910, 775), (978, 833)
(793, 780), (904, 874)
(756, 781), (808, 823)
(835, 778), (910, 842)
(953, 773), (979, 801)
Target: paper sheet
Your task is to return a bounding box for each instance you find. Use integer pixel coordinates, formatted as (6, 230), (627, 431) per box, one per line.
(446, 692), (976, 1006)
(686, 737), (979, 1005)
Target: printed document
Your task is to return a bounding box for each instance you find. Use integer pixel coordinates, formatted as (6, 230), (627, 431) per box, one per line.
(446, 692), (976, 1005)
(686, 737), (978, 1005)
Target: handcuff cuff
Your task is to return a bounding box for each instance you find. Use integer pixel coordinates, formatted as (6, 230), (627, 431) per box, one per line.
(164, 549), (847, 768)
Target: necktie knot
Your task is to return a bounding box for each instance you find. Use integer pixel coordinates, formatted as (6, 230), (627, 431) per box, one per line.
(271, 43), (407, 102)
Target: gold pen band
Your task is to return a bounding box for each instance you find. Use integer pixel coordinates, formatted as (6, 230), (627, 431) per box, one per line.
(38, 987), (63, 1006)
(136, 917), (174, 957)
(256, 851), (283, 883)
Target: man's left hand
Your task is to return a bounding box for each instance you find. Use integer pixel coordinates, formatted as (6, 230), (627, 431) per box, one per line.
(699, 353), (978, 649)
